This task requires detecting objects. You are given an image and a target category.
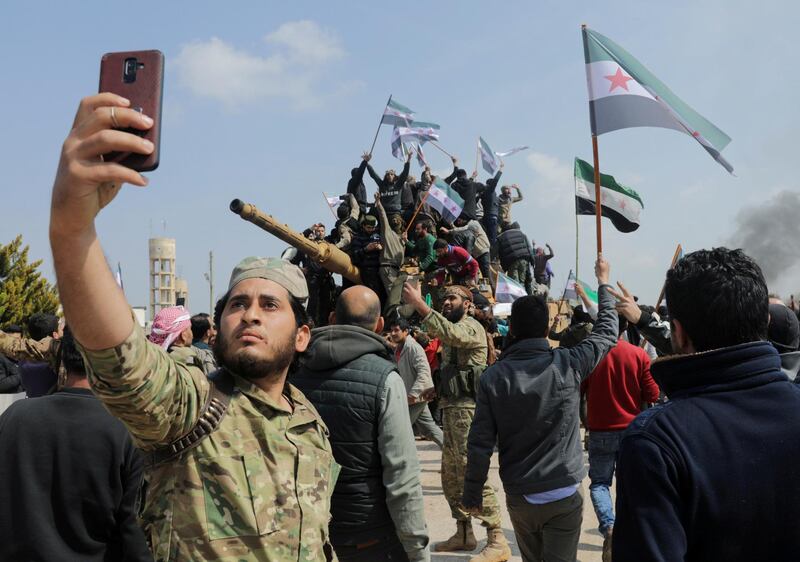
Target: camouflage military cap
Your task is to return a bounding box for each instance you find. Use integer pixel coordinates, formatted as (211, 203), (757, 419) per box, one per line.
(228, 257), (309, 305)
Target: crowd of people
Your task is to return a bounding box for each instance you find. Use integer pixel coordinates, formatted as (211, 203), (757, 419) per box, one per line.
(1, 93), (800, 562)
(288, 148), (554, 329)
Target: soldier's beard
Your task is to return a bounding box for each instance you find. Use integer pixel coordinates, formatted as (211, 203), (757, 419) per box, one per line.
(213, 330), (296, 382)
(443, 304), (465, 323)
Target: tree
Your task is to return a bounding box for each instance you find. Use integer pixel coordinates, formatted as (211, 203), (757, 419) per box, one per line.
(0, 235), (60, 329)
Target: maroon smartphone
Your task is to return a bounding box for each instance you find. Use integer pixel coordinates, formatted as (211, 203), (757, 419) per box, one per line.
(99, 50), (164, 172)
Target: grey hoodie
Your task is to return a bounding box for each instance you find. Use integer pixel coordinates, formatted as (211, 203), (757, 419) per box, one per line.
(295, 325), (430, 562)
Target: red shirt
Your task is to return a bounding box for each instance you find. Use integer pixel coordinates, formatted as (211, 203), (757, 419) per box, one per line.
(424, 338), (441, 372)
(435, 245), (479, 284)
(581, 339), (660, 431)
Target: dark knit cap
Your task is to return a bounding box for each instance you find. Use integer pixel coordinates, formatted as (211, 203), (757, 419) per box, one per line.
(768, 303), (799, 352)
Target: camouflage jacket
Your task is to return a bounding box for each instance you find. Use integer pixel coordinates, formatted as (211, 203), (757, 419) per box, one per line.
(0, 331), (60, 370)
(78, 323), (339, 562)
(0, 331), (65, 387)
(421, 310), (488, 408)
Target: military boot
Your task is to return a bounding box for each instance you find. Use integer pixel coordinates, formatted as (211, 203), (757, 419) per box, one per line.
(469, 527), (511, 562)
(433, 520), (477, 552)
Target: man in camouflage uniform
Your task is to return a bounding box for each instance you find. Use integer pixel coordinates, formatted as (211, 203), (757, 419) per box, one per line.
(0, 314), (64, 392)
(402, 283), (511, 562)
(49, 93), (338, 561)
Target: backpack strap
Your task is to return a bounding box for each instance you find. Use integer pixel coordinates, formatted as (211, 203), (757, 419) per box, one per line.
(143, 369), (235, 469)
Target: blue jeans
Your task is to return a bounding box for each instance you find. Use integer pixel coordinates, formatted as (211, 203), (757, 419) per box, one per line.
(588, 430), (622, 536)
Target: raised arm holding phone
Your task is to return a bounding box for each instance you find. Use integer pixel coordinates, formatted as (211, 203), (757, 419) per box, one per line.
(48, 54), (338, 561)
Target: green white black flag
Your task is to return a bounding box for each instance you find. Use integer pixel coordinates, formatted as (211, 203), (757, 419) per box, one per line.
(582, 27), (733, 174)
(574, 158), (643, 233)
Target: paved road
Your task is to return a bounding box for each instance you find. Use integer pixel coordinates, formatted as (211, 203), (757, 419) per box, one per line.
(418, 432), (609, 562)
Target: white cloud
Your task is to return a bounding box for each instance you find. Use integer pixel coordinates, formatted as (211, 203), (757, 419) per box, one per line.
(525, 152), (573, 207)
(173, 21), (353, 110)
(264, 20), (345, 64)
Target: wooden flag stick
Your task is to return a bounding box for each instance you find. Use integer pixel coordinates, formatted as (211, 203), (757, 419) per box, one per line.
(428, 140), (453, 158)
(591, 135), (603, 255)
(404, 189), (431, 236)
(550, 269), (574, 332)
(574, 186), (580, 281)
(368, 95), (392, 156)
(654, 243), (683, 311)
(322, 192), (338, 220)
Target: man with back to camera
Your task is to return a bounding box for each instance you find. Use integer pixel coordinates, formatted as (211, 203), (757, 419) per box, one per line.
(461, 257), (617, 562)
(0, 327), (152, 561)
(610, 248), (800, 561)
(48, 92), (338, 561)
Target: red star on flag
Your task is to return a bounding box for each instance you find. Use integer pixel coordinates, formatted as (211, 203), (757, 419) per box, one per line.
(605, 67), (634, 92)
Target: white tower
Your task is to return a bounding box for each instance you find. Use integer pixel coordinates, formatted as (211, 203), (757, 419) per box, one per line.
(149, 237), (176, 320)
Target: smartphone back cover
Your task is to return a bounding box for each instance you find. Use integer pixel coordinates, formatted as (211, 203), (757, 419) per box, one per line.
(99, 50), (164, 171)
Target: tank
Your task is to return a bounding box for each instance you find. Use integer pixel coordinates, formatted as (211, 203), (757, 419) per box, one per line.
(230, 199), (362, 284)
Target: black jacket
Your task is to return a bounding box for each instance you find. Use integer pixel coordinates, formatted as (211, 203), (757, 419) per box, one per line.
(347, 160), (368, 208)
(445, 167), (485, 220)
(614, 341), (800, 561)
(0, 388), (151, 561)
(349, 229), (382, 270)
(0, 354), (22, 394)
(463, 285), (617, 505)
(367, 162), (409, 213)
(497, 227), (533, 271)
(479, 171), (502, 218)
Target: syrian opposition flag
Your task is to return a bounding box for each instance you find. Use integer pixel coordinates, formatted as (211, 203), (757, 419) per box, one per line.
(428, 178), (465, 223)
(574, 157), (643, 233)
(495, 272), (527, 303)
(479, 137), (500, 175)
(414, 143), (428, 167)
(326, 195), (343, 209)
(409, 120), (440, 135)
(582, 27), (733, 174)
(391, 127), (404, 160)
(563, 271), (598, 304)
(382, 98), (415, 127)
(115, 262), (124, 291)
(495, 145), (529, 158)
(397, 121), (440, 143)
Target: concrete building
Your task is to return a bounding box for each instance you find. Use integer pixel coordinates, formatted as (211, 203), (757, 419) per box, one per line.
(149, 237), (176, 321)
(175, 277), (189, 309)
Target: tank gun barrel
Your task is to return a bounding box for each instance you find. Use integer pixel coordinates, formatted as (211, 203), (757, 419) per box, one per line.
(230, 199), (362, 284)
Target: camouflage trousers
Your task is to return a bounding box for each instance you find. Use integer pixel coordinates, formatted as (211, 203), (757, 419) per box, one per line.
(507, 259), (533, 295)
(441, 406), (502, 527)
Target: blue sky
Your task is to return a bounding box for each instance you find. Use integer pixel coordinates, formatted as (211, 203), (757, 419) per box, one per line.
(3, 1), (799, 315)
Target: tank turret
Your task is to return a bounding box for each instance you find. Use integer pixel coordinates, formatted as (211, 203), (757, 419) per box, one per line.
(230, 199), (362, 284)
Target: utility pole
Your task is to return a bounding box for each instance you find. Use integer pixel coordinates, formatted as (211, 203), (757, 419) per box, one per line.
(204, 251), (214, 315)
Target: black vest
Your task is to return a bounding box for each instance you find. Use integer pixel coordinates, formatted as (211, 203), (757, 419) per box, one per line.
(292, 353), (397, 545)
(498, 228), (532, 270)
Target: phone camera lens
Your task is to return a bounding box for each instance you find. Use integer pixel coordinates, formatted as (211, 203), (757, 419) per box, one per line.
(123, 58), (138, 83)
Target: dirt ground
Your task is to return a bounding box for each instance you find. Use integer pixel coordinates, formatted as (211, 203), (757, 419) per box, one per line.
(418, 429), (608, 562)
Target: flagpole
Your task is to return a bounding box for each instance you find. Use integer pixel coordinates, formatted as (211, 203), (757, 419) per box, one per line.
(591, 135), (603, 255)
(428, 141), (454, 158)
(368, 95), (392, 156)
(575, 184), (580, 281)
(654, 243), (682, 310)
(404, 190), (431, 236)
(474, 138), (480, 176)
(322, 192), (338, 220)
(550, 269), (573, 333)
